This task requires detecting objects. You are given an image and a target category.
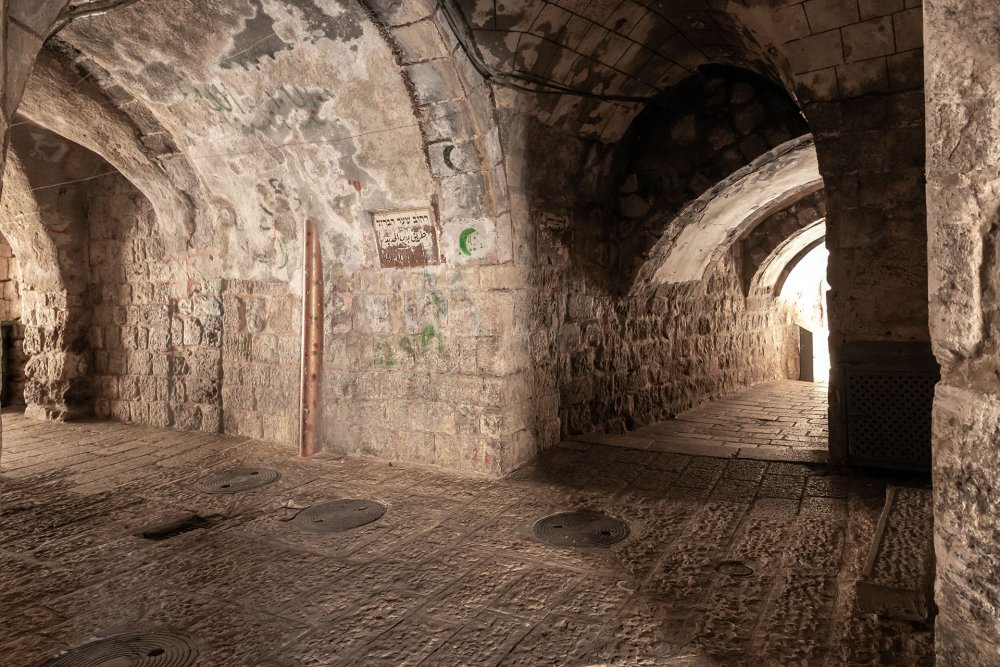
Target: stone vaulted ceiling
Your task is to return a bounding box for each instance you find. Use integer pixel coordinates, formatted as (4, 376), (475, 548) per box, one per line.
(454, 0), (779, 139)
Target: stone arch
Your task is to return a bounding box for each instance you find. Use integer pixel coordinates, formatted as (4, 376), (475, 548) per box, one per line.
(451, 0), (799, 142)
(2, 115), (177, 426)
(0, 149), (87, 420)
(18, 49), (201, 256)
(751, 220), (826, 298)
(630, 135), (822, 294)
(737, 188), (826, 296)
(364, 0), (511, 253)
(610, 68), (812, 292)
(30, 0), (531, 472)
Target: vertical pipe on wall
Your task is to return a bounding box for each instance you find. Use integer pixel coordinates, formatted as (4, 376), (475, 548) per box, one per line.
(299, 218), (323, 457)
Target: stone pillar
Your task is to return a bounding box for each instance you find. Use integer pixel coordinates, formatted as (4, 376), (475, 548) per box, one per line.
(801, 39), (934, 468)
(926, 0), (1000, 662)
(0, 1), (75, 447)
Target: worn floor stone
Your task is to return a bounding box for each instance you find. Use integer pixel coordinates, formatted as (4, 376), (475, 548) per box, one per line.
(0, 409), (931, 666)
(574, 380), (829, 463)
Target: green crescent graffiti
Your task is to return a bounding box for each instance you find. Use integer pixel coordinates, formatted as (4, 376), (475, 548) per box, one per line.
(458, 227), (478, 256)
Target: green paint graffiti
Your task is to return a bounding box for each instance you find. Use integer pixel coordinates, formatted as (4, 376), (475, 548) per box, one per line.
(174, 78), (334, 135)
(374, 280), (450, 367)
(375, 322), (446, 367)
(458, 227), (483, 257)
(375, 340), (396, 367)
(419, 324), (437, 347)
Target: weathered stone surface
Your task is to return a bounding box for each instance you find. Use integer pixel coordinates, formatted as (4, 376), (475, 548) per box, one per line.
(0, 412), (933, 666)
(926, 1), (1000, 661)
(857, 486), (934, 621)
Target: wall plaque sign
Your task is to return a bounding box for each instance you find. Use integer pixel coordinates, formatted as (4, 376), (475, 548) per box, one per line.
(371, 208), (440, 269)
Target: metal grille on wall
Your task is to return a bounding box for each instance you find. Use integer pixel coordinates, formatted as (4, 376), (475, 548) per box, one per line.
(845, 369), (938, 471)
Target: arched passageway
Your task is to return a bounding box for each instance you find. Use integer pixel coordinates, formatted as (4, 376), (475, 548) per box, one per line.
(0, 0), (972, 663)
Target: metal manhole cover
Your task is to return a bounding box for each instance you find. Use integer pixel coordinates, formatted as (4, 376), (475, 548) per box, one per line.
(716, 560), (755, 577)
(195, 467), (280, 494)
(532, 510), (629, 548)
(45, 631), (197, 666)
(292, 499), (385, 532)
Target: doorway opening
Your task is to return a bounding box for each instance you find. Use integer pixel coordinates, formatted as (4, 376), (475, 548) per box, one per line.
(780, 243), (829, 383)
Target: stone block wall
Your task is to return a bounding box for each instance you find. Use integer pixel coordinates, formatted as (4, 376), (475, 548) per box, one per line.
(776, 0), (932, 463)
(322, 264), (537, 476)
(88, 174), (226, 434)
(547, 252), (797, 437)
(87, 172), (301, 443)
(221, 280), (300, 444)
(0, 233), (26, 404)
(88, 172), (173, 426)
(506, 72), (807, 444)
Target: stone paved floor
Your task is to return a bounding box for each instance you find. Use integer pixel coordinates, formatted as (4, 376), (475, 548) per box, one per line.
(0, 409), (932, 666)
(574, 381), (829, 463)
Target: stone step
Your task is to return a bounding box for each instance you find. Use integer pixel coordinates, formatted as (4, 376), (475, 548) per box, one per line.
(857, 485), (935, 621)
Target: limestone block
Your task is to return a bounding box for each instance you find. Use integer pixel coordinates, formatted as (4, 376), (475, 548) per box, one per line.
(147, 401), (171, 427)
(355, 294), (396, 334)
(172, 403), (201, 431)
(412, 401), (457, 434)
(420, 99), (478, 143)
(406, 59), (463, 105)
(803, 0), (860, 32)
(110, 400), (131, 423)
(201, 405), (221, 433)
(836, 58), (889, 97)
(439, 172), (489, 222)
(887, 50), (923, 91)
(788, 32), (844, 80)
(859, 0), (905, 18)
(367, 0), (434, 27)
(842, 17), (895, 62)
(893, 7), (923, 51)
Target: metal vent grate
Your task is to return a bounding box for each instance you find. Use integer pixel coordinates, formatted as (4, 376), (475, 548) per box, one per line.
(292, 499), (385, 532)
(45, 630), (197, 666)
(846, 371), (936, 470)
(532, 510), (629, 548)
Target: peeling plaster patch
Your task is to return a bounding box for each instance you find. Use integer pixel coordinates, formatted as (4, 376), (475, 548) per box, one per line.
(24, 127), (69, 163)
(220, 0), (293, 71)
(70, 0), (436, 282)
(284, 0), (363, 43)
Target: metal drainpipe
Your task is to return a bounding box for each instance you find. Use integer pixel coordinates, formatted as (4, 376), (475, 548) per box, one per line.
(300, 218), (323, 457)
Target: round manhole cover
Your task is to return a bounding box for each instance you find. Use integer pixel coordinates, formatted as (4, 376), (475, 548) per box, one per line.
(532, 510), (629, 548)
(194, 467), (280, 494)
(46, 631), (197, 666)
(716, 560), (755, 578)
(292, 499), (385, 532)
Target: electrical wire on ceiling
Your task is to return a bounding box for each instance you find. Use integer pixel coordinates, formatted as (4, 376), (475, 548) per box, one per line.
(46, 0), (143, 40)
(435, 0), (689, 104)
